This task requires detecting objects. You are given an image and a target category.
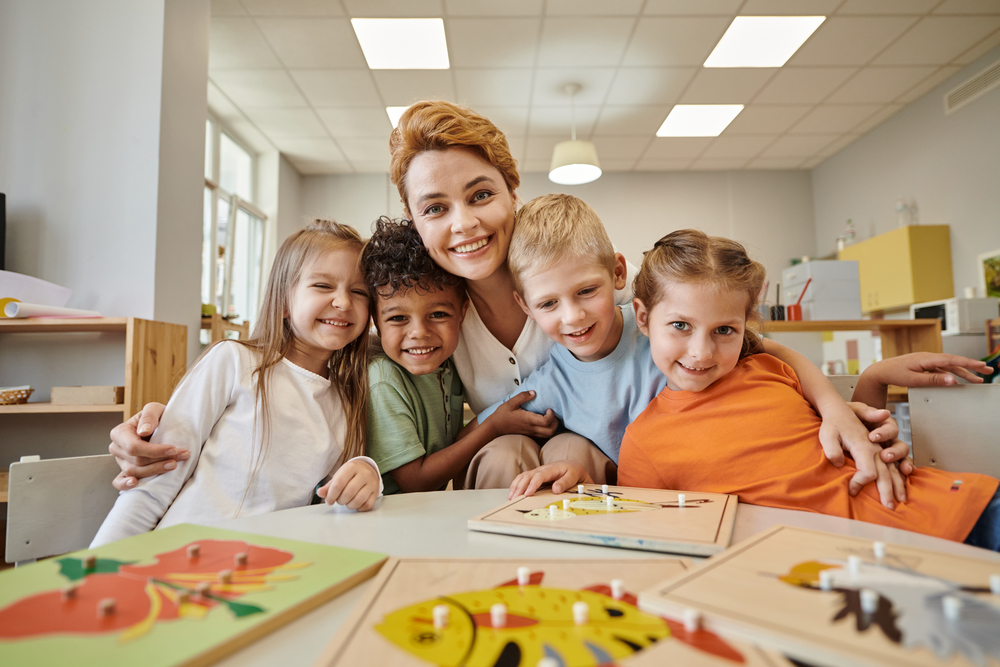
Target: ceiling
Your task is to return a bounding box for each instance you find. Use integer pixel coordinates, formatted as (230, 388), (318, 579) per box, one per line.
(207, 0), (1000, 175)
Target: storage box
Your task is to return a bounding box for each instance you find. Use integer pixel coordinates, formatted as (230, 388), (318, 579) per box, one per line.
(50, 385), (125, 405)
(781, 260), (861, 321)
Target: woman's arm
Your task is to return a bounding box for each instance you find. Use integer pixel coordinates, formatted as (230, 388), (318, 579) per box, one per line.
(109, 403), (188, 490)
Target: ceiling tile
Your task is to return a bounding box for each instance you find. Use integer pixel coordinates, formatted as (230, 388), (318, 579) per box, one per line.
(837, 0), (939, 14)
(634, 158), (696, 170)
(593, 106), (672, 136)
(371, 70), (457, 106)
(701, 135), (774, 158)
(679, 68), (777, 104)
(242, 108), (328, 138)
(787, 17), (919, 66)
(599, 159), (640, 171)
(953, 30), (1000, 64)
(537, 18), (635, 67)
(800, 156), (826, 169)
(817, 133), (862, 158)
(443, 0), (543, 17)
(789, 104), (884, 133)
(723, 105), (811, 134)
(896, 66), (961, 102)
(690, 157), (751, 170)
(255, 19), (367, 68)
(316, 108), (394, 138)
(524, 136), (563, 161)
(519, 159), (553, 173)
(644, 137), (713, 158)
(221, 118), (275, 153)
(469, 107), (532, 136)
(503, 135), (527, 162)
(604, 67), (696, 105)
(825, 66), (937, 103)
(351, 161), (393, 174)
(740, 0), (841, 15)
(746, 157), (807, 169)
(547, 0), (643, 15)
(342, 0), (443, 17)
(337, 138), (392, 163)
(531, 68), (616, 105)
(274, 137), (347, 161)
(291, 70), (383, 107)
(211, 70), (309, 107)
(623, 17), (730, 66)
(211, 0), (246, 17)
(207, 81), (243, 120)
(760, 134), (838, 157)
(446, 18), (541, 68)
(874, 16), (1000, 65)
(753, 67), (858, 104)
(643, 0), (741, 15)
(241, 0), (345, 16)
(590, 136), (653, 159)
(934, 0), (1000, 14)
(454, 69), (534, 106)
(210, 18), (281, 69)
(849, 105), (904, 134)
(528, 106), (601, 137)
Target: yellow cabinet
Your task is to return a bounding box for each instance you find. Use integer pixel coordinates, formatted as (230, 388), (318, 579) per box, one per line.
(838, 225), (953, 313)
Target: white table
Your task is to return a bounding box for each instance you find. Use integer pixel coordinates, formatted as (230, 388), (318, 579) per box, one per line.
(213, 489), (1000, 667)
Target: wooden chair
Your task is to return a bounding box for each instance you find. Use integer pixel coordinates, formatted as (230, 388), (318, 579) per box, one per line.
(909, 384), (1000, 478)
(5, 454), (120, 566)
(827, 375), (858, 402)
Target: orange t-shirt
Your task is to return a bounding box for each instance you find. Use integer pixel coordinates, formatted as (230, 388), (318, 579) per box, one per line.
(618, 354), (998, 542)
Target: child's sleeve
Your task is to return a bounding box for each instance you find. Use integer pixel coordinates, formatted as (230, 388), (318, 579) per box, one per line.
(365, 373), (428, 478)
(474, 361), (560, 426)
(90, 344), (241, 547)
(618, 430), (669, 489)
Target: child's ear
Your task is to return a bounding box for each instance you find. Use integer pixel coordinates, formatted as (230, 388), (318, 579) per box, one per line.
(458, 297), (470, 325)
(634, 298), (650, 336)
(613, 253), (628, 290)
(513, 291), (533, 319)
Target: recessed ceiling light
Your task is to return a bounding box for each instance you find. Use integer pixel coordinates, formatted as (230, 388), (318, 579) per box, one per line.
(704, 16), (825, 68)
(351, 18), (450, 70)
(656, 105), (744, 137)
(386, 107), (408, 129)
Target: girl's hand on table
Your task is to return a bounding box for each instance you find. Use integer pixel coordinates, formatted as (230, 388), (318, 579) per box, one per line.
(318, 460), (380, 511)
(508, 462), (592, 500)
(109, 402), (189, 490)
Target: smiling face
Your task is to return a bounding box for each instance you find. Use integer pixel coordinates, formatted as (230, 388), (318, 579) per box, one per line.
(515, 253), (627, 363)
(284, 246), (370, 377)
(375, 284), (468, 376)
(404, 147), (517, 283)
(635, 281), (747, 392)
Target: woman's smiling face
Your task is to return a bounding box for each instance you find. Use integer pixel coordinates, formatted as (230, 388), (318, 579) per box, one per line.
(404, 147), (516, 283)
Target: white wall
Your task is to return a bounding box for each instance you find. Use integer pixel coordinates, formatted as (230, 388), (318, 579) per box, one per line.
(301, 173), (403, 238)
(812, 45), (1000, 299)
(259, 150), (304, 298)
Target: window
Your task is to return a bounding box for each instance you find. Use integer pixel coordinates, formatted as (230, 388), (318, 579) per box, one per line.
(202, 117), (267, 345)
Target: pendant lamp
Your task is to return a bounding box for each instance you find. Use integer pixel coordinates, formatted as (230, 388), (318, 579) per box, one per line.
(548, 83), (602, 185)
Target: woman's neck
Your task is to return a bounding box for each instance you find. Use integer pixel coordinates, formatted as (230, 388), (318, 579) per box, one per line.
(465, 263), (527, 351)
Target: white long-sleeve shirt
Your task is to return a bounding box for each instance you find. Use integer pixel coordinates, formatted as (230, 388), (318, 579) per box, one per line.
(92, 342), (381, 547)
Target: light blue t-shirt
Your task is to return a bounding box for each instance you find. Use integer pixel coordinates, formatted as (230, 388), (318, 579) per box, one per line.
(477, 304), (666, 463)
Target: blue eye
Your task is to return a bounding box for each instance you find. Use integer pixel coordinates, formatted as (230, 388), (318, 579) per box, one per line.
(670, 321), (689, 331)
(424, 204), (444, 216)
(472, 190), (492, 202)
(716, 326), (735, 335)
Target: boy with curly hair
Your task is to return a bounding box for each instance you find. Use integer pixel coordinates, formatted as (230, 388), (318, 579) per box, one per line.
(361, 217), (557, 493)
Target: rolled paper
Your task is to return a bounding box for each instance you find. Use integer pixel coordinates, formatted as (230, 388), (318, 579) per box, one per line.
(3, 301), (100, 318)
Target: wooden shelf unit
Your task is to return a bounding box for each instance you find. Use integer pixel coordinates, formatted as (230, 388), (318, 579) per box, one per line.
(201, 313), (249, 343)
(0, 317), (187, 419)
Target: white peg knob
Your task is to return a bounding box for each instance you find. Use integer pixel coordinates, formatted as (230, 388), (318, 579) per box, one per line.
(601, 484), (609, 493)
(677, 494), (686, 507)
(517, 567), (531, 586)
(563, 498), (571, 510)
(819, 570), (833, 591)
(611, 579), (624, 600)
(873, 542), (886, 560)
(860, 588), (878, 614)
(577, 484), (585, 495)
(491, 603), (507, 628)
(683, 608), (701, 633)
(572, 601), (589, 625)
(847, 555), (861, 576)
(433, 604), (449, 630)
(990, 574), (1000, 595)
(942, 595), (962, 622)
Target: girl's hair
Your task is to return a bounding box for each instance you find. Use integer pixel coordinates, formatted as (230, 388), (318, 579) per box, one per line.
(236, 219), (369, 507)
(388, 100), (519, 215)
(361, 216), (466, 304)
(634, 229), (766, 359)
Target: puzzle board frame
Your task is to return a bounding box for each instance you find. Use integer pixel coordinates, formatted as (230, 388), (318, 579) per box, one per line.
(468, 485), (738, 556)
(638, 525), (1000, 667)
(318, 556), (793, 667)
(0, 523), (387, 667)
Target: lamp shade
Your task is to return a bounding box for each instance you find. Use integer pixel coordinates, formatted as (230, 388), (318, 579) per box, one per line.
(548, 139), (602, 185)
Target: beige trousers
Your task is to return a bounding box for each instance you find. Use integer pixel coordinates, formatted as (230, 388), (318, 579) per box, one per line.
(455, 432), (617, 490)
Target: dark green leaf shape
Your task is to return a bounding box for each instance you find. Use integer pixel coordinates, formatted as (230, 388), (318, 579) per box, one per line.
(57, 557), (137, 581)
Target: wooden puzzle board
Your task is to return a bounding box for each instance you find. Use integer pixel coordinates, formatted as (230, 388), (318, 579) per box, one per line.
(468, 485), (738, 556)
(0, 523), (387, 667)
(639, 525), (1000, 667)
(318, 556), (793, 667)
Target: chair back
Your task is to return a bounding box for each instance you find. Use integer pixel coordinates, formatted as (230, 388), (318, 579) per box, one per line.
(909, 384), (1000, 478)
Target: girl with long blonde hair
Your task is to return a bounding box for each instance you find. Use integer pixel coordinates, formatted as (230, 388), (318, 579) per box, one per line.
(92, 220), (381, 546)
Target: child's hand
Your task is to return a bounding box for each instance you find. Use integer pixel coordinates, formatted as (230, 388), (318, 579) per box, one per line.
(317, 460), (380, 511)
(818, 401), (898, 509)
(487, 391), (559, 439)
(508, 461), (593, 500)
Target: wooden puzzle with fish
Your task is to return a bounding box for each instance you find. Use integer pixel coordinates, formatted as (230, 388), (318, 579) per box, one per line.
(638, 525), (1000, 667)
(468, 485), (738, 556)
(318, 557), (794, 667)
(0, 524), (386, 667)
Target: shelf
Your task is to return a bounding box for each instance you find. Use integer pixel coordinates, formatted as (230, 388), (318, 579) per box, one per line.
(0, 317), (128, 333)
(0, 403), (126, 415)
(0, 470), (7, 503)
(760, 319), (939, 333)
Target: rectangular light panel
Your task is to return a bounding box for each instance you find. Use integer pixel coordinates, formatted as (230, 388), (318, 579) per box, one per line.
(704, 16), (825, 68)
(351, 18), (450, 70)
(656, 105), (744, 137)
(386, 106), (408, 129)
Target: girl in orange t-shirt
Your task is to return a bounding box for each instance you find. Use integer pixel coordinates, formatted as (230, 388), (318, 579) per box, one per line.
(617, 229), (999, 550)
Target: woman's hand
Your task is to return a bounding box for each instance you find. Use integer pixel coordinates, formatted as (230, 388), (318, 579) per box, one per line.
(508, 462), (592, 500)
(109, 402), (188, 490)
(318, 460), (380, 511)
(487, 391), (559, 439)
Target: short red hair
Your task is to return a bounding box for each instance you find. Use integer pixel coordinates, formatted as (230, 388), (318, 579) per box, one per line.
(389, 101), (520, 215)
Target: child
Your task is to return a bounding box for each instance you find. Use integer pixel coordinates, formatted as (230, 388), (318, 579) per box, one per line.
(618, 229), (999, 550)
(488, 194), (904, 505)
(91, 221), (383, 547)
(361, 217), (558, 493)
